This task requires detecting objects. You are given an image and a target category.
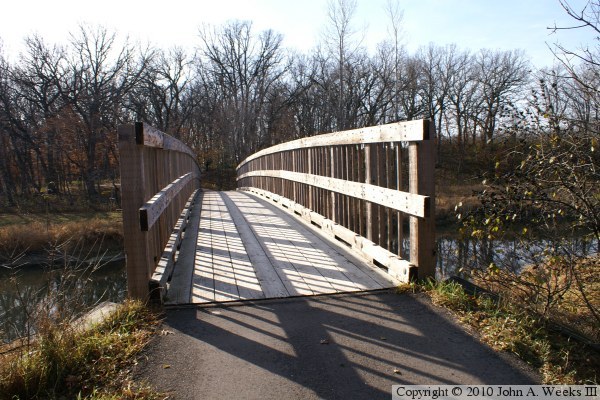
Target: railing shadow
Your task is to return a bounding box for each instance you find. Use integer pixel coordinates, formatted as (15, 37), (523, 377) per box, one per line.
(146, 291), (538, 399)
(185, 190), (392, 302)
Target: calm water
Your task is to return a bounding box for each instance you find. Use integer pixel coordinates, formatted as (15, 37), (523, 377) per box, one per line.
(1, 232), (597, 343)
(0, 258), (126, 343)
(435, 233), (598, 278)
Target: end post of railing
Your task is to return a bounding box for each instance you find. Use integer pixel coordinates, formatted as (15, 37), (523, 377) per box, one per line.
(118, 124), (153, 300)
(409, 120), (436, 279)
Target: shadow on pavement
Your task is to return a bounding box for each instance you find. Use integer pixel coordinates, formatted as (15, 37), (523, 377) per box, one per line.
(138, 291), (538, 400)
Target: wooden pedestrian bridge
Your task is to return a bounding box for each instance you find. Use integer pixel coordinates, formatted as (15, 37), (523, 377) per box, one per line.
(118, 121), (435, 304)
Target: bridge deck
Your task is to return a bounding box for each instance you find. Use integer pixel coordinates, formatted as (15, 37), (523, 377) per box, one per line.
(164, 191), (399, 305)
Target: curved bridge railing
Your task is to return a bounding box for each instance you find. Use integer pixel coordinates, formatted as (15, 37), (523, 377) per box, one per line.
(236, 120), (435, 282)
(119, 123), (201, 300)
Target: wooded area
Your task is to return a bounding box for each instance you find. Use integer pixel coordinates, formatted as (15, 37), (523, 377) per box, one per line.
(0, 0), (598, 372)
(0, 0), (597, 208)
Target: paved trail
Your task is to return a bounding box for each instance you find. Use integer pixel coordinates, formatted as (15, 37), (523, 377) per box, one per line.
(135, 291), (538, 400)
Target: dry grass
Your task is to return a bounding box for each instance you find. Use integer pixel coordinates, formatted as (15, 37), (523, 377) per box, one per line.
(553, 256), (600, 341)
(472, 255), (600, 344)
(435, 170), (483, 225)
(0, 213), (123, 258)
(421, 280), (599, 384)
(0, 300), (164, 399)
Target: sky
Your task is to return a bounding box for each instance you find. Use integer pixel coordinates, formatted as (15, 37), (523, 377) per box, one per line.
(0, 0), (594, 68)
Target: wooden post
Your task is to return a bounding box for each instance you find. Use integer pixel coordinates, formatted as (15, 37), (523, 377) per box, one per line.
(364, 144), (372, 241)
(119, 124), (152, 300)
(409, 121), (436, 279)
(357, 145), (364, 237)
(376, 143), (386, 248)
(308, 148), (313, 210)
(344, 145), (350, 229)
(292, 150), (296, 200)
(330, 146), (336, 222)
(280, 151), (284, 196)
(396, 143), (403, 257)
(385, 144), (392, 251)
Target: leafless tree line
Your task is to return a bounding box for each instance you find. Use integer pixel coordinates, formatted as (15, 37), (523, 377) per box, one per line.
(0, 26), (150, 203)
(0, 0), (597, 205)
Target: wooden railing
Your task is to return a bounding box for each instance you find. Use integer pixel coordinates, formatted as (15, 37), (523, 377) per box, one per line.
(119, 123), (201, 300)
(236, 119), (435, 281)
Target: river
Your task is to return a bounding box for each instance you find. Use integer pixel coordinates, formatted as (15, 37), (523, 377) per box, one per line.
(0, 257), (126, 343)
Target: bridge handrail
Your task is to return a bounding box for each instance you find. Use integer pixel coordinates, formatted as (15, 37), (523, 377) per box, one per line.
(119, 123), (201, 300)
(236, 119), (435, 281)
(239, 120), (429, 164)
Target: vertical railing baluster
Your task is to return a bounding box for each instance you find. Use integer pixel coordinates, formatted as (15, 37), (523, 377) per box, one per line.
(329, 146), (335, 222)
(364, 144), (372, 241)
(396, 142), (403, 257)
(309, 149), (313, 210)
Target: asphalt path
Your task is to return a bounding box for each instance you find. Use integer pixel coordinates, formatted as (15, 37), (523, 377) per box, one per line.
(135, 290), (539, 399)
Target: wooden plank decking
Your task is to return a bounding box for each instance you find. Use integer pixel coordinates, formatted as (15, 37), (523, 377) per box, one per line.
(165, 190), (399, 305)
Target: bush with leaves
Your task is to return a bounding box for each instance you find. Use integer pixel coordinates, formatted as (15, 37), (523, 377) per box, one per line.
(458, 109), (599, 342)
(457, 0), (600, 341)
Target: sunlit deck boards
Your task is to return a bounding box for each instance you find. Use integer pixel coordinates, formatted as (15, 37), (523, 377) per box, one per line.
(164, 190), (399, 305)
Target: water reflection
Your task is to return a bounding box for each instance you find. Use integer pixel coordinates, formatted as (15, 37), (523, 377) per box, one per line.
(0, 260), (126, 343)
(436, 234), (598, 279)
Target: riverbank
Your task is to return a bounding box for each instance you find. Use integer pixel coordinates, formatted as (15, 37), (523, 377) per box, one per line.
(3, 283), (594, 399)
(0, 300), (163, 399)
(0, 211), (123, 264)
(434, 168), (483, 226)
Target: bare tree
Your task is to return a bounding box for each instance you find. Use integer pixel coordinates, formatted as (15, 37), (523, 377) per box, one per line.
(397, 54), (424, 120)
(323, 0), (360, 130)
(445, 49), (479, 160)
(549, 1), (600, 133)
(130, 47), (195, 139)
(11, 36), (66, 189)
(195, 21), (287, 164)
(417, 44), (455, 160)
(474, 49), (529, 146)
(60, 25), (151, 198)
(0, 37), (65, 196)
(384, 0), (404, 121)
(362, 43), (396, 125)
(0, 47), (17, 204)
(550, 0), (600, 68)
(286, 53), (336, 135)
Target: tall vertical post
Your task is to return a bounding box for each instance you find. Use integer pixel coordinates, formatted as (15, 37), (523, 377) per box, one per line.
(330, 146), (336, 222)
(118, 124), (152, 300)
(291, 150), (296, 200)
(307, 148), (313, 210)
(364, 144), (373, 241)
(376, 144), (385, 247)
(409, 121), (436, 279)
(280, 151), (285, 196)
(396, 143), (403, 257)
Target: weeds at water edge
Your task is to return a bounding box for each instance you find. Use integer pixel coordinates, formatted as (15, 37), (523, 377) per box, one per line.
(0, 300), (164, 399)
